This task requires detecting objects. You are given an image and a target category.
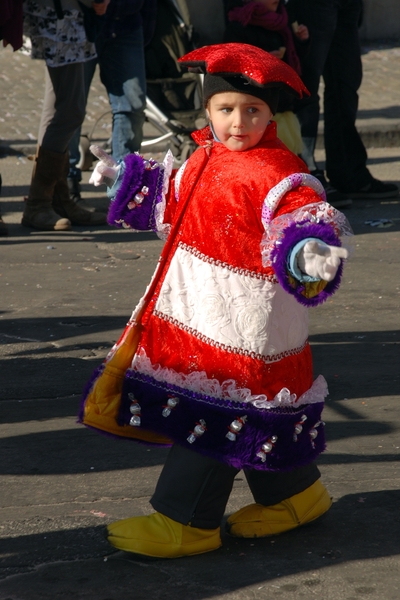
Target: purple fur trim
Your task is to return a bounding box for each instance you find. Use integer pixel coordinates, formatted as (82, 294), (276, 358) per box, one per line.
(77, 363), (105, 423)
(107, 154), (164, 231)
(107, 154), (144, 226)
(116, 370), (326, 472)
(271, 220), (344, 307)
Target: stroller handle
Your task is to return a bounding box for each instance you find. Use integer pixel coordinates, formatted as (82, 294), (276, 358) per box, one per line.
(141, 132), (176, 147)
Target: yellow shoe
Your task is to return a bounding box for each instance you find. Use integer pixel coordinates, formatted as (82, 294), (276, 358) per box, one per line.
(226, 480), (332, 538)
(107, 512), (222, 558)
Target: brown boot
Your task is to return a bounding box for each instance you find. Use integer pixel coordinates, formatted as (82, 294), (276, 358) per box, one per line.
(21, 147), (71, 231)
(52, 153), (107, 226)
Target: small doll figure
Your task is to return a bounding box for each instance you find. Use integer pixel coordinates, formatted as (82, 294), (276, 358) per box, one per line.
(80, 43), (350, 559)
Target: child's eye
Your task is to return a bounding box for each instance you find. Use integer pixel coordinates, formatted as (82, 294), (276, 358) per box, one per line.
(247, 107), (258, 114)
(221, 107), (233, 113)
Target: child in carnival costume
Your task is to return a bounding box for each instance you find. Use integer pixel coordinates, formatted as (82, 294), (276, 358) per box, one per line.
(80, 42), (351, 559)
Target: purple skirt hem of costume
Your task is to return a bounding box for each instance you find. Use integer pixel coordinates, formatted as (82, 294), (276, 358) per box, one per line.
(116, 370), (326, 472)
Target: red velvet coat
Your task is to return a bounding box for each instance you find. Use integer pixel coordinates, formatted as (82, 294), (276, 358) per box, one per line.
(81, 122), (345, 471)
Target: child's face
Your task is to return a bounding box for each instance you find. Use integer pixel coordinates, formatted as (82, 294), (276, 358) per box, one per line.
(256, 0), (280, 12)
(207, 92), (273, 152)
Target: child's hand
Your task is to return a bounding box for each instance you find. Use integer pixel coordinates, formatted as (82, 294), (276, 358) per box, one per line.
(298, 241), (348, 282)
(294, 24), (309, 41)
(89, 145), (119, 187)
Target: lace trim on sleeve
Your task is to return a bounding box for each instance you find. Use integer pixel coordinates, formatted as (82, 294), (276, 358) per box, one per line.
(261, 201), (354, 268)
(154, 150), (175, 241)
(174, 160), (188, 203)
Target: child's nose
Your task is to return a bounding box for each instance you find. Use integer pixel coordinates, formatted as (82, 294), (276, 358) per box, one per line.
(233, 110), (245, 127)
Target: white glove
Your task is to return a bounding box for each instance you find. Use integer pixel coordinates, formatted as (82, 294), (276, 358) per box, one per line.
(89, 145), (119, 187)
(298, 240), (349, 282)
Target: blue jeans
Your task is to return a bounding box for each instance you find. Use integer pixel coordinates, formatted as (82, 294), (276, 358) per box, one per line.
(69, 26), (146, 180)
(294, 0), (371, 191)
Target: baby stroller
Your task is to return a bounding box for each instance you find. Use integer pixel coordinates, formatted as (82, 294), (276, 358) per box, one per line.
(142, 0), (205, 163)
(78, 0), (204, 169)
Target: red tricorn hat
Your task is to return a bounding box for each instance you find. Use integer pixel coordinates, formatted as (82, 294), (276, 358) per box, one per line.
(178, 42), (309, 98)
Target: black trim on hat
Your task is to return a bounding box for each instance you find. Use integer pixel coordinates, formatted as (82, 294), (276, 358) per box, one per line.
(203, 74), (281, 115)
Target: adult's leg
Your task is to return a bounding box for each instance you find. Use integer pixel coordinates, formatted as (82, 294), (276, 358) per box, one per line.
(68, 57), (98, 192)
(294, 0), (338, 170)
(323, 0), (369, 191)
(39, 63), (86, 153)
(293, 0), (354, 206)
(22, 63), (87, 230)
(52, 148), (107, 226)
(26, 62), (106, 228)
(98, 27), (147, 161)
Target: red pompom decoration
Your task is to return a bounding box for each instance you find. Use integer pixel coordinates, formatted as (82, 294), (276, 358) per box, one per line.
(178, 42), (309, 98)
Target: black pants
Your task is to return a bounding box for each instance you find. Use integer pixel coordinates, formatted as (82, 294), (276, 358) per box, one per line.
(294, 0), (372, 191)
(151, 444), (320, 529)
(39, 63), (86, 154)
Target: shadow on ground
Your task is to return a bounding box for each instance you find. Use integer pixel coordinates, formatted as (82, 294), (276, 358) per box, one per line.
(1, 490), (400, 598)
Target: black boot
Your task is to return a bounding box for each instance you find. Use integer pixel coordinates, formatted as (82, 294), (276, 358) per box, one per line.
(67, 176), (82, 203)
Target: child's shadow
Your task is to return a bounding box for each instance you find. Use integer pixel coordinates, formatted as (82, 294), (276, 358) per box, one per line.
(1, 490), (399, 598)
(114, 489), (400, 594)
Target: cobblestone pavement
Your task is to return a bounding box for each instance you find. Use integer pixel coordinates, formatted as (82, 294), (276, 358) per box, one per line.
(1, 38), (400, 600)
(1, 42), (400, 154)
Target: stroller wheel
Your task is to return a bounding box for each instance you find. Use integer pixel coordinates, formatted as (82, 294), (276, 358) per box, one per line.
(77, 135), (94, 171)
(179, 140), (197, 163)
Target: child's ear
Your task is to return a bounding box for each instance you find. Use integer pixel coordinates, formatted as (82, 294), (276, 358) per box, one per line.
(205, 109), (211, 121)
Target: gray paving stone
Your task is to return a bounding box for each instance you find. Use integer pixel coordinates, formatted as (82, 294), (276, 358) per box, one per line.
(0, 39), (400, 600)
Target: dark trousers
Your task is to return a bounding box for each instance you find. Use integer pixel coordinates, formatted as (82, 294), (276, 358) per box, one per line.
(294, 0), (371, 191)
(151, 444), (320, 529)
(39, 63), (86, 154)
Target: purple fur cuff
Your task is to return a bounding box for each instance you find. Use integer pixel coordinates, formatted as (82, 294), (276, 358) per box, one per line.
(271, 220), (344, 307)
(107, 154), (165, 231)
